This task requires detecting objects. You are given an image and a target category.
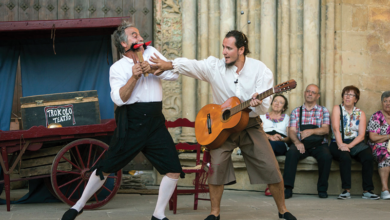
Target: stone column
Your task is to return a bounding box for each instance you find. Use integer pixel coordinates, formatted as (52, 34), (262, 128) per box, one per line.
(289, 0), (304, 107)
(198, 0), (209, 109)
(248, 0), (261, 60)
(281, 0), (290, 87)
(334, 0), (343, 105)
(261, 0), (277, 79)
(220, 0), (235, 55)
(238, 0), (249, 34)
(325, 0), (335, 110)
(206, 0), (221, 105)
(208, 0), (220, 57)
(319, 1), (326, 105)
(303, 0), (320, 88)
(277, 2), (282, 83)
(179, 0), (197, 143)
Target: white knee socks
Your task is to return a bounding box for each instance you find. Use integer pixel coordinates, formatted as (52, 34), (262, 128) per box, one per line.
(71, 170), (107, 212)
(153, 175), (178, 219)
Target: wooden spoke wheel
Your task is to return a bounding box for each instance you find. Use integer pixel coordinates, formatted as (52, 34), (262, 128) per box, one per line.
(51, 138), (122, 209)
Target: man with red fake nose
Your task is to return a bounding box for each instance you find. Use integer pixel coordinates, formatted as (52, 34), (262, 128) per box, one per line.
(61, 20), (183, 220)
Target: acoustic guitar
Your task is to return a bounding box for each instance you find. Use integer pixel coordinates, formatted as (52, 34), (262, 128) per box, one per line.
(195, 79), (297, 150)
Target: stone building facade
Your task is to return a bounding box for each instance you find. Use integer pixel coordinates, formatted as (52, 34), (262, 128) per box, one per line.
(155, 0), (390, 141)
(2, 0), (388, 141)
(1, 0), (389, 193)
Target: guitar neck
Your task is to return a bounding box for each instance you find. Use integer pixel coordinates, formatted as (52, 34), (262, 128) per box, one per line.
(230, 88), (275, 116)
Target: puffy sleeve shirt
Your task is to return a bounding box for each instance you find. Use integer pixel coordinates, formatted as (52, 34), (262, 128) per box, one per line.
(172, 56), (274, 118)
(109, 46), (178, 106)
(260, 113), (290, 137)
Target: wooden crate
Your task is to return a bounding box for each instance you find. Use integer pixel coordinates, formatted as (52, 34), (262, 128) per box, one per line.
(20, 90), (101, 130)
(19, 145), (72, 178)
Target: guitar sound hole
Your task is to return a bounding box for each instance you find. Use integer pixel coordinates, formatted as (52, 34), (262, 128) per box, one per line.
(222, 110), (231, 121)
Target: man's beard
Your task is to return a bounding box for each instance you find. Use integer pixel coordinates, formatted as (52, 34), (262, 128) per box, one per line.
(225, 58), (237, 67)
(225, 53), (239, 67)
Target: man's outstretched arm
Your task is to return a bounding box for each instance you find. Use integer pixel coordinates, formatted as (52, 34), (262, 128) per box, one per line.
(150, 53), (217, 83)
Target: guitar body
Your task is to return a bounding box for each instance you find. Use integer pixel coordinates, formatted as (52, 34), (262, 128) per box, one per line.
(195, 96), (249, 150)
(195, 79), (297, 150)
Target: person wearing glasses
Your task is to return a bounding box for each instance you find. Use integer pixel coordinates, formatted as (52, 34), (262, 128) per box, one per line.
(367, 91), (390, 200)
(330, 85), (379, 200)
(283, 84), (332, 199)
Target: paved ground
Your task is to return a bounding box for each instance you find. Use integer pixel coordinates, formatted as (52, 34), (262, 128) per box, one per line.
(1, 188), (389, 220)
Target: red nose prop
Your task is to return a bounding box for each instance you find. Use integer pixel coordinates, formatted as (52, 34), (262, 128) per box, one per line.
(133, 43), (144, 50)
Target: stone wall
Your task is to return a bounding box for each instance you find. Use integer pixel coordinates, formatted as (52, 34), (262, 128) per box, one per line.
(154, 0), (184, 143)
(336, 0), (390, 116)
(155, 0), (390, 141)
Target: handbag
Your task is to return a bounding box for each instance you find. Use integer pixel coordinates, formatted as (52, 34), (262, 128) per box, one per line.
(299, 106), (324, 149)
(266, 130), (287, 138)
(339, 105), (369, 156)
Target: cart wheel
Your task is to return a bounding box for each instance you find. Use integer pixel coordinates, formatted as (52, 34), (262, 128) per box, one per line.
(51, 138), (122, 209)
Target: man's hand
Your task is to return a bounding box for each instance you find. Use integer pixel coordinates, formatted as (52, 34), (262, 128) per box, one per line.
(132, 63), (143, 80)
(149, 53), (173, 76)
(296, 142), (305, 154)
(250, 93), (263, 107)
(140, 61), (151, 74)
(300, 129), (314, 140)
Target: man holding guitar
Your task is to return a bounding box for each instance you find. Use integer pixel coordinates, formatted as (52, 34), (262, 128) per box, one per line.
(150, 30), (296, 220)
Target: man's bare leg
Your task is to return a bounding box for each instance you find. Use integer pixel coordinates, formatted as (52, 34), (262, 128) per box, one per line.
(209, 184), (224, 217)
(268, 180), (289, 214)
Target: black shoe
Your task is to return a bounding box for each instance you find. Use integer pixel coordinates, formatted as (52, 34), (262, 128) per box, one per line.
(151, 216), (169, 220)
(285, 188), (293, 199)
(318, 191), (328, 198)
(61, 208), (83, 220)
(204, 214), (220, 220)
(279, 212), (297, 220)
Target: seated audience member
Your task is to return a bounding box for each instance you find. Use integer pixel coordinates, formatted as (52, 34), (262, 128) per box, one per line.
(260, 94), (290, 196)
(283, 84), (332, 199)
(330, 85), (379, 200)
(367, 91), (390, 200)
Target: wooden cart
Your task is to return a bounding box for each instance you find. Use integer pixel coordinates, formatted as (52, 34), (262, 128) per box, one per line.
(0, 119), (122, 211)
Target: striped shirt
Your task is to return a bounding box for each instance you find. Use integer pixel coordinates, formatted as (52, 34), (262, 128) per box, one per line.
(289, 104), (330, 143)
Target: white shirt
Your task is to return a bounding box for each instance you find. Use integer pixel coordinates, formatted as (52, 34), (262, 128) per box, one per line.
(172, 56), (273, 117)
(260, 113), (290, 136)
(109, 46), (178, 106)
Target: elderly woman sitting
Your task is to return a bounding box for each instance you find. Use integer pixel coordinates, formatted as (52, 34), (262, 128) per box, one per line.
(367, 91), (390, 200)
(330, 85), (379, 200)
(260, 94), (290, 196)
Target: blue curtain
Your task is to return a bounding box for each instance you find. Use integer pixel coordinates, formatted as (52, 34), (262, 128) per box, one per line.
(0, 42), (20, 131)
(0, 35), (116, 205)
(20, 35), (114, 120)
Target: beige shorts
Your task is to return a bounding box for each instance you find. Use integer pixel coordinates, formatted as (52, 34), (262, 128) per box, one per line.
(208, 117), (282, 185)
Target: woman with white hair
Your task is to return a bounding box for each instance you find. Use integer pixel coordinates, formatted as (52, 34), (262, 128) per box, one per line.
(367, 91), (390, 200)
